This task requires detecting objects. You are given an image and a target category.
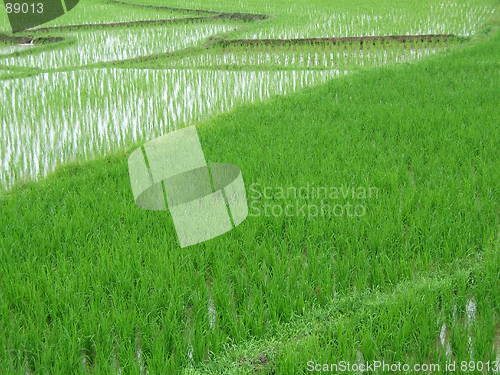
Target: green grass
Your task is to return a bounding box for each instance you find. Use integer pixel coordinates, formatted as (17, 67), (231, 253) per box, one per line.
(164, 39), (461, 71)
(117, 0), (497, 38)
(1, 13), (499, 373)
(1, 0), (493, 190)
(1, 0), (499, 373)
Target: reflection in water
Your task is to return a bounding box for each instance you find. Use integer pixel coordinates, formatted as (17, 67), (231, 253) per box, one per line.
(0, 68), (342, 189)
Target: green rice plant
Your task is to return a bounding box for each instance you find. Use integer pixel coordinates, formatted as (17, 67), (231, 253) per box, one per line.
(121, 0), (497, 39)
(0, 68), (339, 189)
(186, 251), (498, 374)
(0, 22), (238, 69)
(168, 39), (461, 71)
(0, 27), (498, 372)
(0, 0), (498, 373)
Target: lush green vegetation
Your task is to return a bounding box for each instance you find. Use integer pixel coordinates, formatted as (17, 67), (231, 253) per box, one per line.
(1, 22), (237, 68)
(116, 0), (497, 38)
(0, 0), (496, 189)
(164, 39), (460, 70)
(0, 0), (498, 373)
(0, 69), (338, 189)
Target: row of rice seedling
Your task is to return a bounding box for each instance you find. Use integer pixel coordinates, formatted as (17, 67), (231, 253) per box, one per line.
(238, 2), (496, 39)
(0, 68), (341, 189)
(185, 259), (498, 374)
(122, 0), (496, 38)
(169, 40), (459, 70)
(0, 1), (497, 373)
(36, 0), (192, 28)
(2, 45), (496, 368)
(0, 22), (238, 69)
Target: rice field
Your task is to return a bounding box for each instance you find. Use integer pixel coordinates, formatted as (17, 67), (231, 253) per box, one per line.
(0, 0), (491, 189)
(167, 40), (460, 70)
(0, 22), (239, 68)
(0, 45), (32, 56)
(236, 2), (497, 39)
(0, 0), (498, 373)
(0, 68), (340, 189)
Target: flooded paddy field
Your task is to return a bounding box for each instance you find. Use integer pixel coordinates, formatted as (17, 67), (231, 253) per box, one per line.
(0, 68), (339, 188)
(0, 0), (498, 373)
